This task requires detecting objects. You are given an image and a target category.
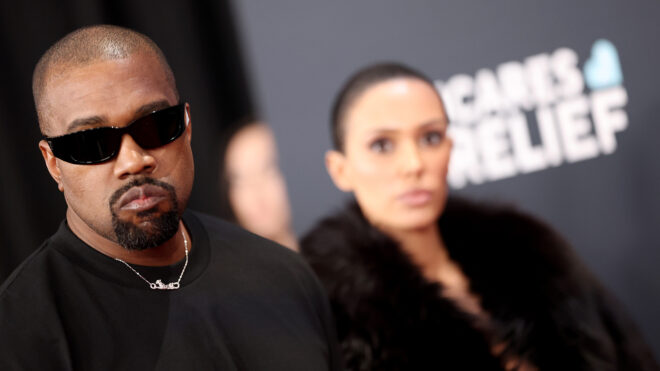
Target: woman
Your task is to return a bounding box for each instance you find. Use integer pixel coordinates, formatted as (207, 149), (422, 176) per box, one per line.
(219, 120), (298, 250)
(300, 62), (658, 370)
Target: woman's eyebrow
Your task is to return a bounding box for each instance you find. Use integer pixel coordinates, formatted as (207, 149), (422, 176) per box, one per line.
(418, 119), (448, 128)
(366, 127), (398, 135)
(363, 118), (447, 136)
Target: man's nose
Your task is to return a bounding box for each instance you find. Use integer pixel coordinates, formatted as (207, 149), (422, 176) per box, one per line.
(113, 134), (156, 179)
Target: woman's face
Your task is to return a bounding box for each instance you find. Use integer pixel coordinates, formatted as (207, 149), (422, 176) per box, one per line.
(327, 77), (452, 232)
(225, 124), (292, 240)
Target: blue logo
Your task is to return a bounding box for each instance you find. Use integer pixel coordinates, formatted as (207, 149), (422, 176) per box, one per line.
(583, 39), (623, 90)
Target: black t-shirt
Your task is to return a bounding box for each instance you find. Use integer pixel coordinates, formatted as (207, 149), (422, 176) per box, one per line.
(0, 211), (341, 370)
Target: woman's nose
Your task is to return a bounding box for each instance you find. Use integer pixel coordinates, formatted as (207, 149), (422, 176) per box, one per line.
(398, 141), (423, 177)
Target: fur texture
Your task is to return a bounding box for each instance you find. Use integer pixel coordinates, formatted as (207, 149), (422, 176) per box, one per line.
(301, 197), (658, 371)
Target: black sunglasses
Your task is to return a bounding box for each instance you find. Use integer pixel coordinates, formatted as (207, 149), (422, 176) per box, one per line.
(45, 103), (187, 165)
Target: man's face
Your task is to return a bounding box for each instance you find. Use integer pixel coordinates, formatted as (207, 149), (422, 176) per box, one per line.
(38, 52), (194, 250)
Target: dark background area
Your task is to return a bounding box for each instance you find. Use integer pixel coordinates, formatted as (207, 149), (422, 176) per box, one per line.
(2, 0), (659, 360)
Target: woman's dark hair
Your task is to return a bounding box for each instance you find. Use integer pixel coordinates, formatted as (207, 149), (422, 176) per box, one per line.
(330, 62), (438, 152)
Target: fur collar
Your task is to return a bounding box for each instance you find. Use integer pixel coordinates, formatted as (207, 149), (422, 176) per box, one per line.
(302, 197), (656, 370)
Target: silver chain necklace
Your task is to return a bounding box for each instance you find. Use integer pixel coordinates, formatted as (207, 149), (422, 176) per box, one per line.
(114, 228), (189, 290)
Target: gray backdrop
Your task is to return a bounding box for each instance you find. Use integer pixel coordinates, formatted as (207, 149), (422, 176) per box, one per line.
(232, 0), (660, 358)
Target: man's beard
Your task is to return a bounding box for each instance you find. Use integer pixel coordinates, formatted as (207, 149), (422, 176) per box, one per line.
(109, 177), (180, 251)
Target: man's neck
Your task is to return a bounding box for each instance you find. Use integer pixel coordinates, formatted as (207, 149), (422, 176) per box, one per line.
(66, 208), (189, 266)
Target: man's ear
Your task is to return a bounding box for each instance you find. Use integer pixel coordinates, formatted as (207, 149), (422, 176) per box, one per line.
(184, 103), (192, 144)
(38, 140), (64, 192)
(325, 150), (353, 192)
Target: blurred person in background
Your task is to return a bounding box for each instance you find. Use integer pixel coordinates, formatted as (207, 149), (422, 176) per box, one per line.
(219, 120), (298, 251)
(301, 62), (659, 371)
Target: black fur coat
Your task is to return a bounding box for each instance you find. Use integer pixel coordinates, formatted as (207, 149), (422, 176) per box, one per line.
(301, 197), (658, 371)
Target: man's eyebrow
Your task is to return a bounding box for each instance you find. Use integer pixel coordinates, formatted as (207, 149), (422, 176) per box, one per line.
(133, 100), (172, 119)
(66, 115), (107, 133)
(63, 100), (173, 134)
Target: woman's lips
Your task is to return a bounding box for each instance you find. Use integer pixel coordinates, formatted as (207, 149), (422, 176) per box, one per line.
(116, 184), (170, 212)
(398, 189), (432, 207)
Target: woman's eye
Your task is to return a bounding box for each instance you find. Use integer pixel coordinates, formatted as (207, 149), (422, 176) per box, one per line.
(369, 138), (393, 153)
(421, 131), (444, 146)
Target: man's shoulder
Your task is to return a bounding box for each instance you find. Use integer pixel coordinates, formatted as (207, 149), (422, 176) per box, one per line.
(185, 210), (327, 307)
(0, 238), (71, 369)
(186, 210), (310, 275)
(186, 209), (261, 244)
(0, 238), (59, 299)
(0, 235), (66, 347)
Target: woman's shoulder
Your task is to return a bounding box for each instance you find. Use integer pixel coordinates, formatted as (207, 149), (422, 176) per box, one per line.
(442, 196), (561, 236)
(301, 201), (378, 257)
(300, 201), (367, 249)
(441, 197), (598, 317)
(441, 196), (578, 264)
(301, 200), (420, 274)
(301, 197), (591, 304)
(301, 196), (578, 265)
(300, 200), (404, 293)
(302, 196), (577, 261)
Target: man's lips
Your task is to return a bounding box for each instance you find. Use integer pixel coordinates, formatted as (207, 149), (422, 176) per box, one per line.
(397, 189), (433, 207)
(116, 184), (170, 212)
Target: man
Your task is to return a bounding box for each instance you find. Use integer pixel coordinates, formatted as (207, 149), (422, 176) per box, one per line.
(0, 25), (340, 370)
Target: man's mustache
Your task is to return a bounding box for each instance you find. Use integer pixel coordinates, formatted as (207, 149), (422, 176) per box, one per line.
(108, 177), (176, 210)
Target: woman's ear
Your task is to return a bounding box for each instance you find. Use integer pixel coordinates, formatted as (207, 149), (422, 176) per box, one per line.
(38, 140), (64, 192)
(325, 150), (353, 192)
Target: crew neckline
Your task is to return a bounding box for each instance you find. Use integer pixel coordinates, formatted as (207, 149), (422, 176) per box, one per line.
(51, 210), (211, 290)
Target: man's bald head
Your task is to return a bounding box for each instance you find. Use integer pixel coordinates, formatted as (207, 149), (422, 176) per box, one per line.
(33, 25), (178, 134)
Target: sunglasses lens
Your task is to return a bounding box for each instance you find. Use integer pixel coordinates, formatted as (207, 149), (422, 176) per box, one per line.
(49, 127), (119, 164)
(131, 105), (185, 149)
